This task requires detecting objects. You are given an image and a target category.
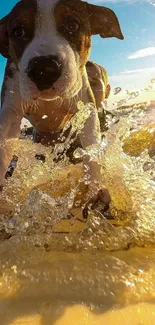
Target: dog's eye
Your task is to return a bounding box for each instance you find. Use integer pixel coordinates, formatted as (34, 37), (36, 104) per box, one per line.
(66, 19), (79, 32)
(13, 26), (25, 39)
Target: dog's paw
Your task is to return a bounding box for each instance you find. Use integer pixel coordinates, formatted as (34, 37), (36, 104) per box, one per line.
(0, 178), (4, 191)
(0, 168), (6, 191)
(0, 175), (5, 191)
(83, 187), (111, 219)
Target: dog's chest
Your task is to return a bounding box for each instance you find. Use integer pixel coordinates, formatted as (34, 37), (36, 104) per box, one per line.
(24, 99), (74, 133)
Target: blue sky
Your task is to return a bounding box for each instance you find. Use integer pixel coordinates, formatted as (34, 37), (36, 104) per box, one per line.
(0, 0), (155, 91)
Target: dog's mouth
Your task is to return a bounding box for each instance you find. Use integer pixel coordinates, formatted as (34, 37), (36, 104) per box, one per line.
(37, 91), (61, 102)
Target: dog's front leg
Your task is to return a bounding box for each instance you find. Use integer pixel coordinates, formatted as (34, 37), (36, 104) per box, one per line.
(79, 103), (111, 215)
(0, 107), (22, 188)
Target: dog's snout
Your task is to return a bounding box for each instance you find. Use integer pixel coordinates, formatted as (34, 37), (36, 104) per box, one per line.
(26, 55), (62, 91)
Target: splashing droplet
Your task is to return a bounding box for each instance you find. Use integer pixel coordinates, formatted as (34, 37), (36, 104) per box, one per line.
(74, 148), (85, 159)
(113, 87), (121, 95)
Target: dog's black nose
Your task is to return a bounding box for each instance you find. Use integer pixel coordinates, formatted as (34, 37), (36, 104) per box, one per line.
(26, 55), (62, 91)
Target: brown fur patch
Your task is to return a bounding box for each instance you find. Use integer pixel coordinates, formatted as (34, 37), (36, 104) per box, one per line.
(54, 0), (92, 71)
(2, 0), (37, 62)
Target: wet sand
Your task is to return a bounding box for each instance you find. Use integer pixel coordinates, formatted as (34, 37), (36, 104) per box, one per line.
(1, 241), (155, 325)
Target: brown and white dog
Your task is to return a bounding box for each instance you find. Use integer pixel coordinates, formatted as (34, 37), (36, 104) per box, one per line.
(0, 0), (123, 210)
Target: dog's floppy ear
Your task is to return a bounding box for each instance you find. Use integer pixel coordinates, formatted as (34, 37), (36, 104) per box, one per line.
(0, 15), (10, 58)
(87, 3), (124, 40)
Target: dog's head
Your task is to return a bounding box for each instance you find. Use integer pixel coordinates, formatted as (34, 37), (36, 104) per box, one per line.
(0, 0), (123, 101)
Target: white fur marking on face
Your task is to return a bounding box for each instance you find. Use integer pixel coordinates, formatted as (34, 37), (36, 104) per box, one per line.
(36, 0), (59, 34)
(19, 0), (82, 101)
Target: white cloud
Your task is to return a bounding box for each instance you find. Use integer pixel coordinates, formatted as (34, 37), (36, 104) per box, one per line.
(109, 73), (143, 84)
(109, 67), (155, 89)
(87, 0), (151, 3)
(121, 67), (155, 74)
(128, 47), (155, 59)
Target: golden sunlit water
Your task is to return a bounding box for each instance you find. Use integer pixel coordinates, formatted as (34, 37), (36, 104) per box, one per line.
(0, 80), (155, 324)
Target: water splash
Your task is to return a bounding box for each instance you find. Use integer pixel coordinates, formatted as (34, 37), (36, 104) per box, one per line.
(111, 77), (155, 109)
(0, 82), (155, 324)
(0, 96), (154, 253)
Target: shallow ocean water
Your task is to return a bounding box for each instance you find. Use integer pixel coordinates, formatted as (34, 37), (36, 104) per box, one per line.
(0, 95), (155, 324)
